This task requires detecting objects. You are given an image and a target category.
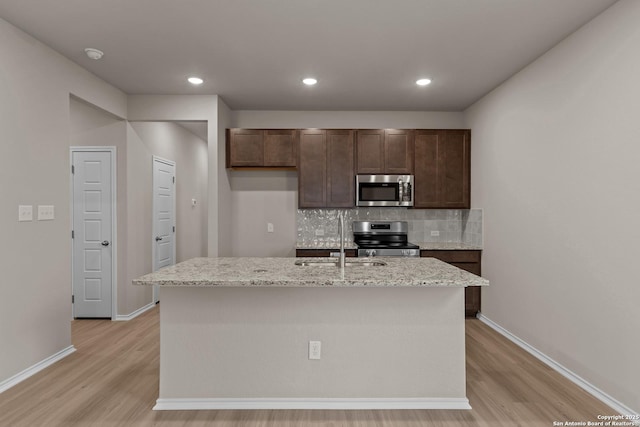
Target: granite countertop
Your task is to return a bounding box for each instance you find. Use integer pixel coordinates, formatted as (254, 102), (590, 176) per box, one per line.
(133, 257), (489, 288)
(295, 242), (482, 251)
(296, 243), (358, 250)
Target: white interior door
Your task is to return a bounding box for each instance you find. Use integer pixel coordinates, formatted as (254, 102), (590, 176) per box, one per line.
(152, 157), (176, 302)
(72, 150), (113, 318)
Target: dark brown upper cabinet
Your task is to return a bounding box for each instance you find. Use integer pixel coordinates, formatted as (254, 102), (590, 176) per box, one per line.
(356, 129), (414, 174)
(414, 130), (470, 208)
(226, 129), (297, 168)
(298, 129), (327, 208)
(326, 130), (355, 207)
(298, 129), (355, 208)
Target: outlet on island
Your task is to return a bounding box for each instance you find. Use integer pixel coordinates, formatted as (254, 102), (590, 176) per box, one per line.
(309, 340), (321, 360)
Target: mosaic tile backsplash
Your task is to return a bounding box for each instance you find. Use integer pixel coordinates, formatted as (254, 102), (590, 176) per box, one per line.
(296, 208), (483, 248)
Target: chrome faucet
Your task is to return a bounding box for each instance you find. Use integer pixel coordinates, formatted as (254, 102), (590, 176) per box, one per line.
(338, 212), (345, 269)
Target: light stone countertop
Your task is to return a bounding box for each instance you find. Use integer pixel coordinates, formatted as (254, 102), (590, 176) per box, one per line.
(133, 257), (489, 288)
(295, 243), (358, 250)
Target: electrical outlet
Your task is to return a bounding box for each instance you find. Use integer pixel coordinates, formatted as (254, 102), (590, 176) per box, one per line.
(309, 341), (321, 360)
(38, 205), (55, 221)
(18, 205), (33, 222)
(315, 229), (325, 236)
(430, 230), (440, 237)
(267, 222), (274, 233)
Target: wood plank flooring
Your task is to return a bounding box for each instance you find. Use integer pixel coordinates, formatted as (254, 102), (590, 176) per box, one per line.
(0, 305), (614, 426)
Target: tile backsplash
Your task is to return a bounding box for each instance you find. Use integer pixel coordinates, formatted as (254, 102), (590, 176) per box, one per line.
(297, 208), (483, 247)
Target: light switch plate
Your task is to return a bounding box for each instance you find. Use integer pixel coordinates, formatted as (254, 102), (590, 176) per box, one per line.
(38, 205), (55, 220)
(267, 223), (274, 233)
(18, 205), (33, 222)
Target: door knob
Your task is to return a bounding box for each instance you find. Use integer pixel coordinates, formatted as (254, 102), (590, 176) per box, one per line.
(101, 240), (110, 246)
(155, 236), (163, 242)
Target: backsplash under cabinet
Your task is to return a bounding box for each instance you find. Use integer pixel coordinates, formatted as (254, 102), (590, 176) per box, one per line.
(296, 207), (482, 249)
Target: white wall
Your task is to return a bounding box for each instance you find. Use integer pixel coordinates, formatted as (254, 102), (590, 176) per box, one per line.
(0, 18), (127, 384)
(127, 95), (226, 257)
(69, 102), (209, 317)
(124, 122), (208, 315)
(464, 0), (640, 412)
(231, 111), (465, 129)
(159, 286), (466, 402)
(229, 171), (298, 257)
(128, 122), (208, 262)
(217, 101), (233, 256)
(228, 111), (465, 256)
(69, 98), (140, 317)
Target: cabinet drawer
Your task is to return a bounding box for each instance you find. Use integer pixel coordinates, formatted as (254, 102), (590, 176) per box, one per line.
(420, 250), (480, 263)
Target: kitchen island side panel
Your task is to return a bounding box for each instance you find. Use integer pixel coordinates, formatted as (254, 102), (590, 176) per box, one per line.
(158, 286), (466, 402)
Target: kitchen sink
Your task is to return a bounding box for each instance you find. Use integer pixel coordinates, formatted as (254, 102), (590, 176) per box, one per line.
(294, 260), (387, 267)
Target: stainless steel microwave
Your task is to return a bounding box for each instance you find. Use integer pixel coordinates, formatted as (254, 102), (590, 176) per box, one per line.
(356, 175), (414, 207)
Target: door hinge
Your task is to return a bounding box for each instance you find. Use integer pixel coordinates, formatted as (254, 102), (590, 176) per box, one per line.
(173, 226), (175, 233)
(72, 295), (75, 304)
(71, 230), (74, 239)
(173, 176), (175, 184)
(71, 165), (75, 174)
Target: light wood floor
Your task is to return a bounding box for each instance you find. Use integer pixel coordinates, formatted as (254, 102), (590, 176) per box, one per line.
(0, 305), (613, 426)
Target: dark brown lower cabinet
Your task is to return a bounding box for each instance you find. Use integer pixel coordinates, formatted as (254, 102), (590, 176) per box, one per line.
(420, 250), (482, 317)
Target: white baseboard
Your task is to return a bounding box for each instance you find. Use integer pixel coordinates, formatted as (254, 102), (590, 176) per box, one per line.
(114, 301), (156, 321)
(153, 397), (472, 411)
(0, 346), (76, 394)
(478, 313), (639, 418)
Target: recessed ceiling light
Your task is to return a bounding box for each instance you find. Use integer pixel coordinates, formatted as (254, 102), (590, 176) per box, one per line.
(188, 77), (204, 85)
(416, 78), (432, 86)
(302, 78), (318, 86)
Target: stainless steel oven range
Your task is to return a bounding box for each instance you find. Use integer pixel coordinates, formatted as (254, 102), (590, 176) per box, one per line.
(353, 221), (420, 257)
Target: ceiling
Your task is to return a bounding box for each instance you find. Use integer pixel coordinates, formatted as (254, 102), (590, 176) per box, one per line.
(0, 0), (617, 111)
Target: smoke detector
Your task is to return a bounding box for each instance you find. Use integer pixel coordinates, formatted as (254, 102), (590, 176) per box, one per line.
(84, 48), (104, 60)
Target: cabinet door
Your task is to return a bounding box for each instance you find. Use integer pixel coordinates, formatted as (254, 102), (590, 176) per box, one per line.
(356, 129), (385, 174)
(264, 129), (297, 167)
(384, 129), (414, 174)
(227, 129), (264, 167)
(414, 130), (441, 208)
(326, 130), (355, 207)
(414, 130), (470, 208)
(440, 130), (470, 208)
(298, 129), (327, 208)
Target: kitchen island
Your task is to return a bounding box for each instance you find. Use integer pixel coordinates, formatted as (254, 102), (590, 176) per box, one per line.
(134, 257), (488, 410)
